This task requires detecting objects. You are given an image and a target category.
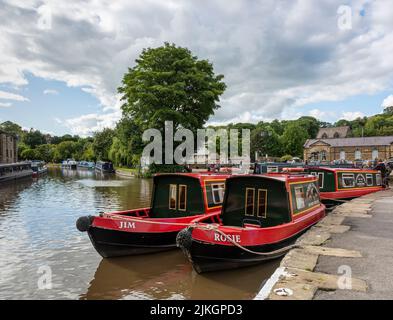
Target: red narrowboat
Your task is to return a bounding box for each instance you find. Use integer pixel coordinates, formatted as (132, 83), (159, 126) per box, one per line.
(177, 173), (325, 273)
(76, 173), (229, 258)
(305, 167), (385, 204)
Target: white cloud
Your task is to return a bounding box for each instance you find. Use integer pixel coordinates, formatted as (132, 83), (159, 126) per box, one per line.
(64, 110), (121, 137)
(382, 95), (393, 108)
(0, 90), (29, 101)
(0, 0), (393, 131)
(43, 89), (58, 95)
(342, 111), (365, 120)
(0, 102), (12, 107)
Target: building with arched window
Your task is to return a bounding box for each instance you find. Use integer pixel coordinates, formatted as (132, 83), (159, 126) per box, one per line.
(304, 127), (393, 161)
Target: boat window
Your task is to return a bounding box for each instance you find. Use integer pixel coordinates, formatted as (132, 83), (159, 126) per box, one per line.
(376, 174), (382, 186)
(318, 173), (324, 189)
(245, 188), (255, 216)
(267, 166), (278, 173)
(178, 185), (187, 211)
(211, 183), (225, 204)
(342, 173), (355, 188)
(257, 189), (267, 218)
(366, 174), (373, 186)
(169, 184), (177, 209)
(356, 174), (366, 187)
(294, 186), (306, 210)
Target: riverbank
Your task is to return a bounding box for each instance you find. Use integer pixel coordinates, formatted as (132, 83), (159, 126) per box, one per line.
(256, 188), (393, 300)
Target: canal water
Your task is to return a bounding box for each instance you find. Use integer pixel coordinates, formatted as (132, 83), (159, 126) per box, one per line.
(0, 168), (278, 300)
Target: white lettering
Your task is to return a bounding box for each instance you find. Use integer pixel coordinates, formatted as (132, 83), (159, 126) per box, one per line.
(214, 232), (241, 243)
(119, 221), (136, 229)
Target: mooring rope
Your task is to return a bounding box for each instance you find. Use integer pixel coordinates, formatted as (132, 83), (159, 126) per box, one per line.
(102, 213), (298, 256)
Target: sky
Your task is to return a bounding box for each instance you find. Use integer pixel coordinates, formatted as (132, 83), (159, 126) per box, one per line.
(0, 0), (393, 136)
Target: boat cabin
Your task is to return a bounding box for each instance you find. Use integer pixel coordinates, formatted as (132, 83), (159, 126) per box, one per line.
(150, 173), (228, 218)
(0, 162), (33, 183)
(221, 173), (321, 228)
(304, 167), (383, 193)
(254, 162), (304, 174)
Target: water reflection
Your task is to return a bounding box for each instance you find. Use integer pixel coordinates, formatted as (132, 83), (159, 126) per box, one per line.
(82, 251), (279, 300)
(0, 168), (277, 299)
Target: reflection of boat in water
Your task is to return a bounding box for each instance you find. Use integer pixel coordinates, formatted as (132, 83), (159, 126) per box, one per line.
(78, 161), (95, 170)
(0, 178), (33, 212)
(80, 250), (278, 300)
(31, 161), (48, 177)
(61, 159), (77, 170)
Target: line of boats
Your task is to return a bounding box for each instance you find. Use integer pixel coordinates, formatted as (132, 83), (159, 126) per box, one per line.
(0, 161), (48, 183)
(76, 163), (387, 273)
(61, 159), (115, 173)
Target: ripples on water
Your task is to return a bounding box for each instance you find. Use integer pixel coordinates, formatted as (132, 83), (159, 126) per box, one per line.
(0, 168), (278, 300)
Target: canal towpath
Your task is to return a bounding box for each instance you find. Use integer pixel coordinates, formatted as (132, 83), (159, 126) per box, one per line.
(256, 188), (393, 300)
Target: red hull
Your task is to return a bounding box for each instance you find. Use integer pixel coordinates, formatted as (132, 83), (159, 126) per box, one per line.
(191, 205), (325, 247)
(321, 186), (384, 200)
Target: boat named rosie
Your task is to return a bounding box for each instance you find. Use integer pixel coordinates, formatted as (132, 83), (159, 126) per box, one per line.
(76, 173), (229, 257)
(177, 173), (325, 273)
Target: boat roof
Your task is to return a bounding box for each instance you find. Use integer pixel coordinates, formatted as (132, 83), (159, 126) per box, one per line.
(228, 172), (317, 183)
(154, 172), (230, 182)
(307, 166), (379, 173)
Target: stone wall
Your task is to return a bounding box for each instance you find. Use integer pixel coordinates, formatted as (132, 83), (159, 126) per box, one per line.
(0, 133), (18, 164)
(304, 144), (393, 162)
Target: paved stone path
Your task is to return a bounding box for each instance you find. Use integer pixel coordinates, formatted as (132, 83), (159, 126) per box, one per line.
(257, 188), (393, 300)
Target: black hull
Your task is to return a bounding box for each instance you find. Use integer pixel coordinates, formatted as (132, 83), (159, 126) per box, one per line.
(183, 230), (308, 273)
(87, 227), (179, 258)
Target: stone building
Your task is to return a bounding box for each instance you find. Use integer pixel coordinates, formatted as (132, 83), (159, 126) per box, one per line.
(0, 130), (18, 164)
(304, 127), (393, 162)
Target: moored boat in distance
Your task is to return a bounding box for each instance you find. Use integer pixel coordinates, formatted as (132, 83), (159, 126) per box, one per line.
(0, 162), (33, 183)
(76, 173), (229, 257)
(31, 161), (48, 177)
(177, 173), (325, 273)
(95, 161), (115, 173)
(61, 159), (77, 170)
(304, 166), (385, 205)
(77, 161), (95, 170)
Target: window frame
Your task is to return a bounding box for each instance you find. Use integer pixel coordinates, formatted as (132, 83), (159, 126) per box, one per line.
(366, 174), (373, 186)
(257, 189), (267, 218)
(178, 184), (187, 211)
(342, 173), (355, 188)
(211, 183), (225, 205)
(244, 188), (255, 216)
(294, 186), (306, 211)
(376, 173), (382, 186)
(169, 184), (177, 210)
(318, 172), (324, 189)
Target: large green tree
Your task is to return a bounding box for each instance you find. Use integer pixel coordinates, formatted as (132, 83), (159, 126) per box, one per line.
(118, 43), (226, 131)
(281, 123), (309, 157)
(92, 128), (114, 161)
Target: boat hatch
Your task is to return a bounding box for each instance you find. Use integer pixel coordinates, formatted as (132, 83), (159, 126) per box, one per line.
(222, 177), (291, 228)
(151, 175), (204, 218)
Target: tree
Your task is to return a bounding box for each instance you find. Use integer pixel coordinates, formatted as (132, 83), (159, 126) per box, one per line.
(92, 128), (114, 161)
(0, 121), (23, 136)
(20, 148), (37, 160)
(35, 144), (55, 162)
(251, 126), (282, 160)
(297, 116), (320, 138)
(23, 129), (46, 148)
(281, 123), (309, 157)
(53, 141), (77, 162)
(118, 43), (226, 132)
